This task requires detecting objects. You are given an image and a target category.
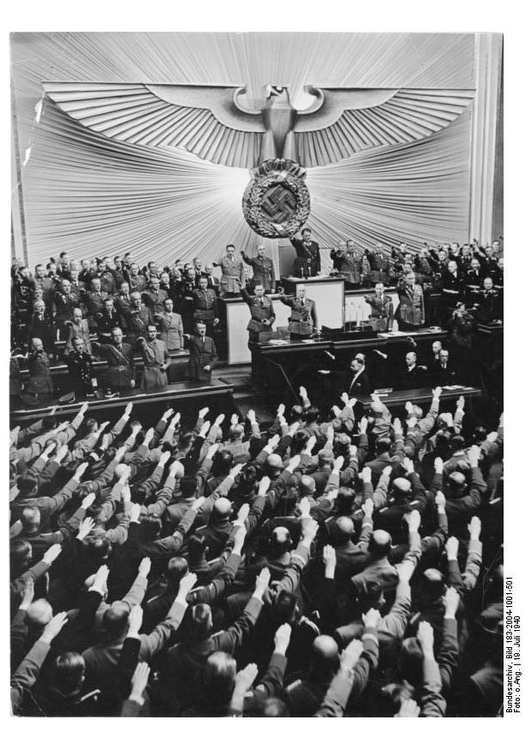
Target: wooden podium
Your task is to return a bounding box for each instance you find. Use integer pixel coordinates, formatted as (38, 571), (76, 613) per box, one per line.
(280, 276), (344, 330)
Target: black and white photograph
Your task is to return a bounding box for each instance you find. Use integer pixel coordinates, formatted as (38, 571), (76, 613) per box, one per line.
(7, 12), (518, 729)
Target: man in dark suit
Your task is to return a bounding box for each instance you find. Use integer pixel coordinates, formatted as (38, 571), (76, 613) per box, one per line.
(400, 350), (427, 389)
(291, 227), (321, 278)
(429, 348), (458, 386)
(440, 260), (464, 317)
(187, 322), (219, 382)
(318, 352), (371, 399)
(343, 353), (372, 396)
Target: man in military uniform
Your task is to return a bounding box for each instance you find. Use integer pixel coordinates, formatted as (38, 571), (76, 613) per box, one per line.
(396, 271), (425, 330)
(64, 308), (93, 355)
(93, 327), (136, 392)
(364, 282), (394, 332)
(66, 336), (97, 397)
(53, 278), (78, 338)
(241, 282), (276, 345)
(213, 244), (245, 297)
(142, 275), (168, 316)
(337, 240), (371, 288)
(114, 280), (133, 324)
(191, 276), (220, 337)
(366, 243), (394, 285)
(137, 325), (171, 389)
(85, 277), (109, 332)
(186, 322), (219, 382)
(241, 245), (276, 292)
(279, 284), (318, 339)
(26, 338), (54, 401)
(475, 277), (502, 324)
(95, 297), (122, 343)
(27, 300), (56, 355)
(124, 291), (154, 345)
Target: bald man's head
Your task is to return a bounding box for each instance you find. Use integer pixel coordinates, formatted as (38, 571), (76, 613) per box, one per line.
(212, 498), (232, 520)
(266, 453), (283, 470)
(300, 475), (316, 496)
(269, 526), (292, 556)
(368, 529), (392, 559)
(448, 471), (467, 496)
(312, 635), (340, 674)
(114, 463), (129, 481)
(393, 477), (412, 499)
(329, 516), (354, 546)
(26, 599), (53, 628)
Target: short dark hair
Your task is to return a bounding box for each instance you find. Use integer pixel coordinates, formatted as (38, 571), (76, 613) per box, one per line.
(17, 476), (38, 497)
(180, 476), (197, 498)
(305, 406), (320, 423)
(449, 435), (466, 454)
(82, 535), (111, 562)
(191, 603), (213, 640)
(10, 539), (32, 573)
(102, 602), (131, 639)
(167, 556), (189, 585)
(141, 514), (162, 540)
(212, 449), (233, 475)
(273, 590), (299, 623)
(51, 652), (85, 695)
(204, 652), (236, 706)
(376, 437), (392, 454)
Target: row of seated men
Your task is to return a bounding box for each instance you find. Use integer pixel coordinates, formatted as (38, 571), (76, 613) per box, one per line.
(9, 380), (503, 717)
(320, 341), (464, 397)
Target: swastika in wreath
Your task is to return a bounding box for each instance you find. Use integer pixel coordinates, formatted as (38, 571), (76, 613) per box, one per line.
(242, 158), (310, 239)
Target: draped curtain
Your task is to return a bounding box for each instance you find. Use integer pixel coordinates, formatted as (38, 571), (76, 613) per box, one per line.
(11, 32), (476, 268)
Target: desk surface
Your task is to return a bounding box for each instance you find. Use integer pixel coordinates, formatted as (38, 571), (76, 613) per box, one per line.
(253, 328), (448, 357)
(11, 379), (233, 422)
(356, 386), (482, 407)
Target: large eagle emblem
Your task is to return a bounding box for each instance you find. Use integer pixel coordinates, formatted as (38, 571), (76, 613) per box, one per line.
(44, 82), (473, 237)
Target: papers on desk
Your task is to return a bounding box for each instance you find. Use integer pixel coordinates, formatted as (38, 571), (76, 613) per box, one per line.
(268, 339), (289, 346)
(441, 385), (473, 390)
(377, 332), (407, 338)
(301, 339), (315, 344)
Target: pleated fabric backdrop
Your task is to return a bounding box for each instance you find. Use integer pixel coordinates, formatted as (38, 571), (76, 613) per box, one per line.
(11, 32), (476, 269)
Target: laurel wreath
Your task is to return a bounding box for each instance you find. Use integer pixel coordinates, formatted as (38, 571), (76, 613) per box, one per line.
(242, 163), (311, 239)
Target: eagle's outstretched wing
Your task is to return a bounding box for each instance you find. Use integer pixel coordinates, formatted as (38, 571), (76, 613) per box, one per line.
(43, 82), (265, 168)
(294, 87), (474, 167)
